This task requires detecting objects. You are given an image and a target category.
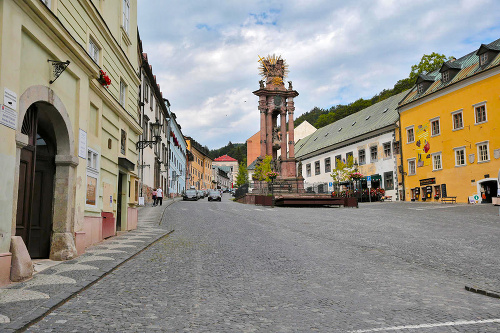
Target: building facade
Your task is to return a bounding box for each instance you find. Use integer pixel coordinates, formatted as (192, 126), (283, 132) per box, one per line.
(213, 154), (239, 188)
(185, 137), (213, 190)
(295, 92), (407, 199)
(399, 38), (500, 203)
(0, 0), (140, 285)
(212, 166), (231, 190)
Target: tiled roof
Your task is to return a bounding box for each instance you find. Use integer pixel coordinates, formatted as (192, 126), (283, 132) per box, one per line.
(214, 154), (238, 162)
(295, 91), (407, 159)
(248, 158), (259, 170)
(400, 37), (500, 107)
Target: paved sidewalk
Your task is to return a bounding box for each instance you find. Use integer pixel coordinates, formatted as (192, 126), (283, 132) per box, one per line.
(0, 198), (180, 332)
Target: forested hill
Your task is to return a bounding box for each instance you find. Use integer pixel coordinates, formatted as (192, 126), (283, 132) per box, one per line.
(294, 77), (413, 129)
(209, 142), (247, 164)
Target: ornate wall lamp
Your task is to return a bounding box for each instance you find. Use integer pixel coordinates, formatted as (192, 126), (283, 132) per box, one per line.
(136, 120), (162, 149)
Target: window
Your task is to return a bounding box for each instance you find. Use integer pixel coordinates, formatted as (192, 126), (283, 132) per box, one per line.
(370, 146), (378, 162)
(324, 158), (331, 173)
(358, 149), (366, 165)
(122, 0), (130, 34)
(89, 37), (100, 64)
(432, 152), (442, 171)
(306, 163), (311, 177)
(408, 158), (416, 175)
(474, 103), (487, 124)
(477, 141), (489, 163)
(384, 171), (394, 190)
(315, 161), (320, 175)
(406, 126), (415, 143)
(479, 53), (488, 66)
(86, 149), (99, 206)
(121, 129), (127, 154)
(454, 146), (466, 166)
(120, 80), (127, 106)
(442, 70), (449, 83)
(383, 142), (391, 158)
(452, 110), (463, 130)
(144, 84), (149, 102)
(417, 83), (424, 94)
(335, 155), (341, 168)
(430, 117), (440, 136)
(393, 141), (400, 155)
(346, 151), (353, 164)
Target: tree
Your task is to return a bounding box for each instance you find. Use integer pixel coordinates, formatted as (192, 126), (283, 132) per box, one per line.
(409, 52), (453, 81)
(330, 155), (355, 183)
(235, 160), (249, 187)
(253, 155), (272, 181)
(314, 112), (336, 128)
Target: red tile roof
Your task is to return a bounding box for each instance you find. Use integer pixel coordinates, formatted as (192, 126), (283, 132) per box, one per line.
(214, 154), (237, 162)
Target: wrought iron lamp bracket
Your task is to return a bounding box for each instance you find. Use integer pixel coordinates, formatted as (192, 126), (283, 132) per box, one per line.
(48, 60), (70, 84)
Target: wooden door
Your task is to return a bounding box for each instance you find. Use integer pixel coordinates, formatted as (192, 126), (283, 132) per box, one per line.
(16, 147), (35, 243)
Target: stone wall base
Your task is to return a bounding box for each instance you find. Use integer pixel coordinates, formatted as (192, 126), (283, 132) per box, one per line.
(50, 232), (77, 261)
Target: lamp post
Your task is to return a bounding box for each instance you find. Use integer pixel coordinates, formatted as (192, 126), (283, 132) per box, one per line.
(137, 120), (162, 198)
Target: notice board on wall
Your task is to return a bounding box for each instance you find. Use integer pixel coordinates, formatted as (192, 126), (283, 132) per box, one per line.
(102, 182), (114, 212)
(441, 184), (447, 198)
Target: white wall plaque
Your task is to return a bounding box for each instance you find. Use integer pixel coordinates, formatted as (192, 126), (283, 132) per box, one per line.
(78, 129), (87, 159)
(0, 104), (17, 130)
(4, 88), (17, 110)
(468, 153), (475, 164)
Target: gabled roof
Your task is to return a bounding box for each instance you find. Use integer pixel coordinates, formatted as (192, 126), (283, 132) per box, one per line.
(295, 90), (407, 159)
(247, 158), (259, 170)
(400, 37), (500, 107)
(214, 154), (238, 162)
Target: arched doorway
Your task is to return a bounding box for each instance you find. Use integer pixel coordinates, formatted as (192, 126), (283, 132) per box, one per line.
(16, 103), (57, 258)
(14, 85), (78, 261)
(478, 178), (498, 204)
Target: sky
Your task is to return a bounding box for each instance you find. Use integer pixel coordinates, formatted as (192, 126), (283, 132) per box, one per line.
(137, 0), (500, 150)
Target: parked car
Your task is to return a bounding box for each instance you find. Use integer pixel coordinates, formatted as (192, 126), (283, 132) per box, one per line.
(196, 190), (203, 199)
(183, 189), (198, 201)
(208, 190), (222, 201)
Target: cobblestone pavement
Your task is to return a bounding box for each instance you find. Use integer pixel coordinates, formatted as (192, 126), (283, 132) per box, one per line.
(0, 199), (179, 332)
(14, 200), (500, 331)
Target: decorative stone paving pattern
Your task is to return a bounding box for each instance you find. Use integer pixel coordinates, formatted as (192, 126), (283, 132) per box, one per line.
(0, 289), (49, 303)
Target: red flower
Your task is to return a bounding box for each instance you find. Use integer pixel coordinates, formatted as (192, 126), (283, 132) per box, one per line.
(98, 70), (111, 88)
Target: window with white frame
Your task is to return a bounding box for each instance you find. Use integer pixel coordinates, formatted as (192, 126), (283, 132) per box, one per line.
(120, 80), (127, 106)
(477, 141), (489, 163)
(314, 161), (320, 175)
(144, 84), (149, 102)
(454, 146), (466, 166)
(335, 155), (341, 168)
(430, 117), (440, 136)
(408, 158), (416, 175)
(474, 103), (487, 124)
(324, 157), (331, 173)
(441, 70), (449, 83)
(383, 142), (391, 158)
(370, 146), (378, 162)
(306, 163), (311, 177)
(417, 83), (424, 94)
(358, 149), (366, 165)
(122, 0), (130, 34)
(406, 126), (415, 143)
(432, 152), (442, 171)
(479, 53), (488, 66)
(88, 37), (100, 64)
(452, 110), (463, 130)
(86, 149), (99, 206)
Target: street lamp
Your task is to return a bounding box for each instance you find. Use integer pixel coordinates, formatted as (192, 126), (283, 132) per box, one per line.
(136, 120), (162, 149)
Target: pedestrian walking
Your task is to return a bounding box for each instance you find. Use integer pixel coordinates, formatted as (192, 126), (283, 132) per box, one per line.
(152, 188), (157, 207)
(156, 187), (163, 206)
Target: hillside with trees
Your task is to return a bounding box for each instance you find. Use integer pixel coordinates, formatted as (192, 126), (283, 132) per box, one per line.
(209, 141), (247, 164)
(294, 53), (452, 129)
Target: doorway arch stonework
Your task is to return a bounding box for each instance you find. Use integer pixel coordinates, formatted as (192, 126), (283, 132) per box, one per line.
(14, 85), (79, 261)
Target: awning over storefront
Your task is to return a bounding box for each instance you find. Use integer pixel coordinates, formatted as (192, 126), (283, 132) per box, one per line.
(361, 174), (382, 181)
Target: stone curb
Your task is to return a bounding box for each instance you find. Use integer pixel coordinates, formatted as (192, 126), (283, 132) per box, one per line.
(465, 285), (500, 299)
(0, 198), (180, 332)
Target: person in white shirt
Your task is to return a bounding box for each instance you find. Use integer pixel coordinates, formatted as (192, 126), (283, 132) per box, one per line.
(156, 187), (163, 206)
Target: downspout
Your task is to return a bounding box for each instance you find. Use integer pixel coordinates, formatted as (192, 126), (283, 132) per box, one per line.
(398, 112), (406, 201)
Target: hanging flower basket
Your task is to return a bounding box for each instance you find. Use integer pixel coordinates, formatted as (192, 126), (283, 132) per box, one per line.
(97, 69), (111, 88)
(349, 172), (364, 180)
(266, 171), (279, 180)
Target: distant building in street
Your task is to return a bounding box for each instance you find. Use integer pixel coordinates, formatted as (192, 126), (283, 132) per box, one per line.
(399, 38), (500, 203)
(212, 165), (231, 190)
(213, 154), (239, 187)
(185, 137), (214, 190)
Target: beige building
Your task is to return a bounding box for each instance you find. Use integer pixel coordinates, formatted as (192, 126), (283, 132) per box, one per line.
(185, 137), (214, 190)
(0, 0), (140, 285)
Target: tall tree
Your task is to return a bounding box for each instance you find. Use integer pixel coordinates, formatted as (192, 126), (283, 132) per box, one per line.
(235, 160), (249, 187)
(409, 52), (453, 81)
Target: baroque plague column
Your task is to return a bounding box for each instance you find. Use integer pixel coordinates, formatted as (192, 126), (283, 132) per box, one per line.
(253, 55), (304, 191)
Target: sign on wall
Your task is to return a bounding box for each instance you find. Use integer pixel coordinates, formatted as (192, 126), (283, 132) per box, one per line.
(0, 104), (17, 130)
(415, 122), (431, 167)
(79, 129), (87, 159)
(4, 88), (17, 110)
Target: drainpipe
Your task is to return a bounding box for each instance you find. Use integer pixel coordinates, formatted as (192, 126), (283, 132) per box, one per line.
(398, 119), (406, 201)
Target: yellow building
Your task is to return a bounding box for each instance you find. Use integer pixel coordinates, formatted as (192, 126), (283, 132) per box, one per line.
(399, 38), (500, 203)
(185, 137), (214, 190)
(0, 0), (140, 285)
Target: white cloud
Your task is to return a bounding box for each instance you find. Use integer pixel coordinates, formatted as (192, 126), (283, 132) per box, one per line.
(138, 0), (500, 149)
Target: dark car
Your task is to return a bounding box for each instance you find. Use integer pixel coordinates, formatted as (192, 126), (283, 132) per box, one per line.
(183, 189), (198, 201)
(208, 190), (222, 201)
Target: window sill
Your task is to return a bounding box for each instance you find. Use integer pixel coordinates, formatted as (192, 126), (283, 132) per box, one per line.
(452, 127), (464, 132)
(478, 160), (490, 164)
(407, 141), (415, 144)
(454, 164), (467, 167)
(432, 168), (442, 172)
(121, 26), (132, 46)
(475, 120), (488, 126)
(383, 156), (392, 160)
(430, 133), (440, 137)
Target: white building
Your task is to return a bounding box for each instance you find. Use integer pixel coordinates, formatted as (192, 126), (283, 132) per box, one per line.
(295, 91), (407, 200)
(213, 155), (239, 187)
(212, 166), (231, 190)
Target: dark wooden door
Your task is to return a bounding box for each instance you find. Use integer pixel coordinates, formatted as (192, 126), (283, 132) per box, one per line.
(117, 173), (123, 231)
(16, 147), (35, 243)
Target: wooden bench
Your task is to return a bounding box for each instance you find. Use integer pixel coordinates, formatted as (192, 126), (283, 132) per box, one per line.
(441, 196), (457, 204)
(380, 196), (392, 202)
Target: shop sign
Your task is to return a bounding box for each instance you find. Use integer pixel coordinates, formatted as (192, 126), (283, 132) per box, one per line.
(4, 88), (17, 110)
(441, 184), (447, 198)
(419, 177), (436, 186)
